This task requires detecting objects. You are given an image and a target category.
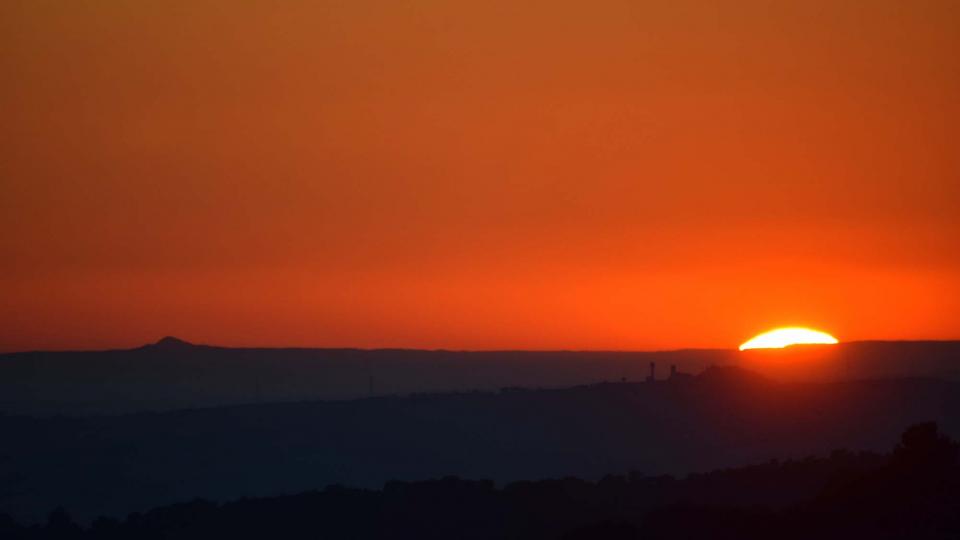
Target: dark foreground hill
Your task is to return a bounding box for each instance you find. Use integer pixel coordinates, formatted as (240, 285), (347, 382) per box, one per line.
(1, 338), (958, 415)
(2, 422), (958, 539)
(2, 367), (959, 523)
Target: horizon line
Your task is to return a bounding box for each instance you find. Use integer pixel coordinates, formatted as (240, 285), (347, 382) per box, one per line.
(3, 337), (960, 356)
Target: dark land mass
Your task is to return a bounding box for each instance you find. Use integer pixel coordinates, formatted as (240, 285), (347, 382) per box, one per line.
(2, 364), (959, 523)
(1, 338), (959, 415)
(2, 422), (958, 539)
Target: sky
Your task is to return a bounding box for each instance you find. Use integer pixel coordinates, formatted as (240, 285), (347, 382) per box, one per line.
(1, 0), (958, 352)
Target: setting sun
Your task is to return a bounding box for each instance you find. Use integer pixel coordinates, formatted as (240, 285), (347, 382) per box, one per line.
(739, 327), (839, 351)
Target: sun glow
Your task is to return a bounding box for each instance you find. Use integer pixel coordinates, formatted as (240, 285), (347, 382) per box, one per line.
(739, 327), (839, 351)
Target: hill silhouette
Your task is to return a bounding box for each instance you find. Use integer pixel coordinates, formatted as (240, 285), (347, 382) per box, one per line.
(145, 336), (199, 351)
(1, 366), (958, 523)
(1, 339), (958, 415)
(1, 422), (957, 539)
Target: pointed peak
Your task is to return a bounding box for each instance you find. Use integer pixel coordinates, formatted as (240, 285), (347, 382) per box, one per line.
(152, 336), (193, 348)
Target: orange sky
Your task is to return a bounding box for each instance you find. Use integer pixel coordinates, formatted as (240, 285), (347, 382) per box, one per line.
(2, 0), (958, 352)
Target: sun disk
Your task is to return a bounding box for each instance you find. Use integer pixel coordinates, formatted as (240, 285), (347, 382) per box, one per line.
(739, 327), (838, 351)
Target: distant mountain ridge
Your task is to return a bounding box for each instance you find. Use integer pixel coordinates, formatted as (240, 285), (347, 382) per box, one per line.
(1, 339), (958, 415)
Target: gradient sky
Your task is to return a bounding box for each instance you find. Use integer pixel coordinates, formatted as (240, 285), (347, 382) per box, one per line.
(2, 0), (958, 352)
